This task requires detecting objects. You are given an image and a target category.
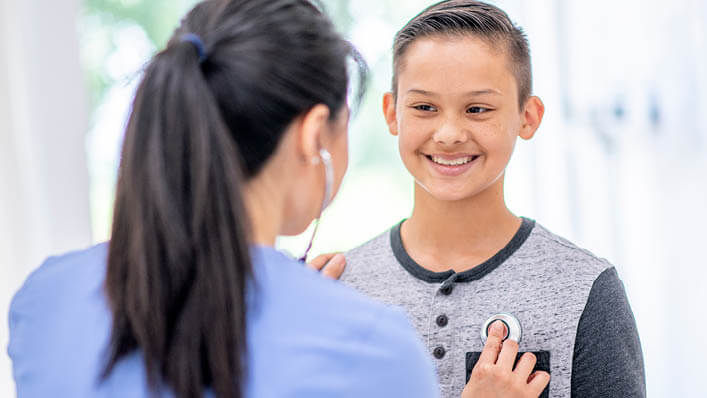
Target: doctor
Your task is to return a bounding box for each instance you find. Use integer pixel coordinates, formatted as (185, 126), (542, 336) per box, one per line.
(7, 0), (440, 397)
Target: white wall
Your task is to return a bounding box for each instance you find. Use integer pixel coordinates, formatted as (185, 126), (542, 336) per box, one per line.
(519, 1), (707, 395)
(0, 0), (92, 394)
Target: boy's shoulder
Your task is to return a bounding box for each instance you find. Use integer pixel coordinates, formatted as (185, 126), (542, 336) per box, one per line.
(521, 220), (613, 278)
(345, 226), (394, 264)
(340, 224), (410, 288)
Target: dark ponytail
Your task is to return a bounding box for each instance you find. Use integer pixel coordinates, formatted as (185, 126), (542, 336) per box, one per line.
(102, 1), (367, 397)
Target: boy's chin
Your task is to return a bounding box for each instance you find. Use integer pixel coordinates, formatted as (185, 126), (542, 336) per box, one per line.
(415, 181), (481, 202)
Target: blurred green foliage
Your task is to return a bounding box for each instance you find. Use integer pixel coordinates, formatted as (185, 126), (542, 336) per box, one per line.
(80, 0), (197, 109)
(79, 0), (358, 116)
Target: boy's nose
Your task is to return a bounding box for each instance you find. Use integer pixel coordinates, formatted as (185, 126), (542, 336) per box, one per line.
(432, 120), (468, 145)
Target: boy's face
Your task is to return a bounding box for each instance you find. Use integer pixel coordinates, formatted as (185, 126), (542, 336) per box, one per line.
(384, 35), (543, 202)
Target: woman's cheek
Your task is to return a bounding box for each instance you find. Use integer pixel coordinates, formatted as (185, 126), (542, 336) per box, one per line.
(331, 133), (348, 198)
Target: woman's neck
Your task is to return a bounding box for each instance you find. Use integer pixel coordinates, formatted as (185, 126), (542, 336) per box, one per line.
(402, 176), (521, 273)
(243, 173), (284, 247)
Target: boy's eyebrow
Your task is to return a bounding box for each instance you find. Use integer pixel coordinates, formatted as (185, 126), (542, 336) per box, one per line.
(406, 88), (503, 96)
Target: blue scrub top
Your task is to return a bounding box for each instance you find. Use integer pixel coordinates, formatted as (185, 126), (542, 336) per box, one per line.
(8, 243), (439, 397)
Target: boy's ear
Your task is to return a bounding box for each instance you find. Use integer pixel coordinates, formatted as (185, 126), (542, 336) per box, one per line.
(382, 92), (399, 136)
(519, 96), (545, 140)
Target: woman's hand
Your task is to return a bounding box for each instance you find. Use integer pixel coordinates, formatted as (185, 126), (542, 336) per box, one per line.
(462, 321), (550, 398)
(306, 253), (346, 279)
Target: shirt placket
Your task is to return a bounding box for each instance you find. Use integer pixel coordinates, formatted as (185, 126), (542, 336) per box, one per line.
(426, 273), (459, 389)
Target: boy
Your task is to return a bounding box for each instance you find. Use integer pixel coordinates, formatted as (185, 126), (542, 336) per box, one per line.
(340, 1), (646, 397)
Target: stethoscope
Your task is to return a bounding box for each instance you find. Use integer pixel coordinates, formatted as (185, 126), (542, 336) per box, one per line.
(481, 313), (522, 344)
(298, 148), (334, 263)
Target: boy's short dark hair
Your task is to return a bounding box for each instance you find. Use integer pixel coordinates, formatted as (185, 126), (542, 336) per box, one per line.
(392, 0), (531, 108)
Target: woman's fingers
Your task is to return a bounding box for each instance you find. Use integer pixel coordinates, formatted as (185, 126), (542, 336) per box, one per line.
(476, 321), (505, 365)
(513, 352), (537, 381)
(307, 253), (336, 271)
(496, 335), (520, 370)
(320, 253), (346, 279)
(307, 253), (346, 279)
(491, 321), (518, 371)
(528, 371), (551, 395)
(466, 322), (551, 398)
(466, 321), (550, 397)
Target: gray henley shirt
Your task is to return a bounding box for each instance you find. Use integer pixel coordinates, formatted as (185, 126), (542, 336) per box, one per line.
(340, 218), (645, 398)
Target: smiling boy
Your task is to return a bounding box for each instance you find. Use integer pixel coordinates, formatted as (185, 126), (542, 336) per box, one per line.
(340, 1), (646, 397)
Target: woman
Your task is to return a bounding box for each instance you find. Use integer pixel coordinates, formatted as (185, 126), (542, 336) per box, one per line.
(7, 0), (439, 397)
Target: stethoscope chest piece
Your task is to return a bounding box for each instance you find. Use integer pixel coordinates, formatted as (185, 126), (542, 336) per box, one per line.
(481, 313), (522, 344)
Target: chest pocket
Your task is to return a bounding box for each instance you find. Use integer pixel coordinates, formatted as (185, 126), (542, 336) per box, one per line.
(465, 351), (551, 398)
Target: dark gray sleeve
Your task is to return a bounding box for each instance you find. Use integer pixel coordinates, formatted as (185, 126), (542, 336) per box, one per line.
(571, 267), (646, 397)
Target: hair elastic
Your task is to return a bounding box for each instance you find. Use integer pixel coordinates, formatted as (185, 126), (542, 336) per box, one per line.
(180, 33), (207, 63)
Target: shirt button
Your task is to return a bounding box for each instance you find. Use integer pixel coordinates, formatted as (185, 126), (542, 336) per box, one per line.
(436, 314), (448, 327)
(433, 346), (446, 359)
(440, 285), (453, 295)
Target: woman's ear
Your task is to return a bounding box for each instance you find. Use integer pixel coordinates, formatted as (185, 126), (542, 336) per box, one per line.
(296, 104), (331, 162)
(382, 92), (399, 136)
(519, 96), (544, 140)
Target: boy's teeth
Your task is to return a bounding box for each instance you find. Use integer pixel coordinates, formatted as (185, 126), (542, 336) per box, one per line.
(431, 155), (473, 166)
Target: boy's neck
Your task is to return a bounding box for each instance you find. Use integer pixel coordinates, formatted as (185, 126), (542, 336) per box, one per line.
(402, 177), (521, 273)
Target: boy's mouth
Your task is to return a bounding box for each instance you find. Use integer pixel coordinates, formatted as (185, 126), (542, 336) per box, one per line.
(426, 154), (480, 166)
(422, 153), (481, 176)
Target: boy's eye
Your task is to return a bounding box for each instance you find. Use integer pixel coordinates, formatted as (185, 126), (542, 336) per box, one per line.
(467, 106), (490, 114)
(412, 104), (437, 112)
